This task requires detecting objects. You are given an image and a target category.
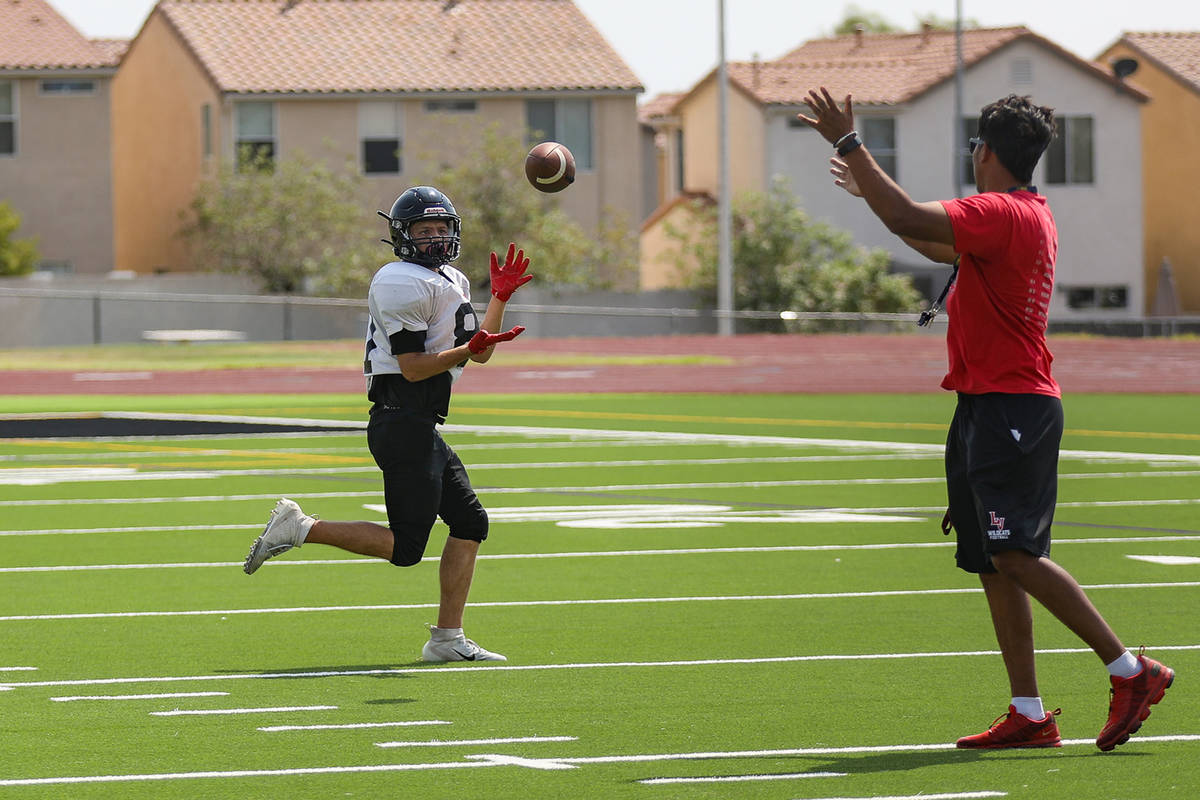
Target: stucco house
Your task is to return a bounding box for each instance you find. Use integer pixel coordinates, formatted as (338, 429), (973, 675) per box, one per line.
(642, 25), (1149, 318)
(111, 0), (643, 276)
(1099, 33), (1200, 314)
(0, 0), (123, 275)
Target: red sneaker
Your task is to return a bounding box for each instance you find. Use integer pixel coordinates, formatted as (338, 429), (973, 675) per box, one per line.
(956, 706), (1062, 749)
(1096, 651), (1174, 752)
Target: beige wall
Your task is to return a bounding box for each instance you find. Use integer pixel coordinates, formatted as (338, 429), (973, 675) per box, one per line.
(1101, 42), (1200, 313)
(677, 75), (765, 196)
(112, 9), (221, 273)
(0, 73), (114, 274)
(639, 197), (710, 290)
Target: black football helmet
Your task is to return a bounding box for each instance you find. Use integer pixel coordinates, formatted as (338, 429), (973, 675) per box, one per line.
(377, 186), (462, 267)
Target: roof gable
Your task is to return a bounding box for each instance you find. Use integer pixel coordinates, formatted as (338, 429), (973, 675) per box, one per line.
(719, 26), (1145, 107)
(1117, 32), (1200, 96)
(154, 0), (642, 95)
(0, 0), (120, 70)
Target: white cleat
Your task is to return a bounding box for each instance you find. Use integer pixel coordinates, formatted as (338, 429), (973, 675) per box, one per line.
(243, 498), (313, 575)
(421, 630), (507, 663)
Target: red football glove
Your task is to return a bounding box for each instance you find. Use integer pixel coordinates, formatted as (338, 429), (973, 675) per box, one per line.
(489, 243), (533, 301)
(467, 325), (525, 354)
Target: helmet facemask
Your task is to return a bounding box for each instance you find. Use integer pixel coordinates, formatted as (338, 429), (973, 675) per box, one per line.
(392, 215), (461, 267)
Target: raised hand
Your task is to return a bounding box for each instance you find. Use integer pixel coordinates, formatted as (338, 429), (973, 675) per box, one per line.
(467, 325), (525, 354)
(830, 157), (863, 197)
(489, 243), (533, 301)
(796, 87), (855, 146)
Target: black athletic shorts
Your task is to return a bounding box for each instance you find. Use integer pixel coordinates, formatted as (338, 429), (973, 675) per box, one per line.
(366, 406), (488, 567)
(945, 392), (1063, 574)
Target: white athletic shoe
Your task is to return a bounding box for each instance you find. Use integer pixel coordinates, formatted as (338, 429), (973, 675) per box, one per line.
(421, 628), (507, 663)
(243, 498), (313, 575)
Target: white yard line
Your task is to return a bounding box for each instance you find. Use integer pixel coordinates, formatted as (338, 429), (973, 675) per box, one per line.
(4, 581), (1200, 623)
(4, 536), (1200, 573)
(150, 705), (337, 717)
(259, 721), (451, 732)
(52, 692), (228, 702)
(4, 646), (1198, 691)
(375, 736), (576, 748)
(638, 771), (848, 784)
(2, 736), (1196, 787)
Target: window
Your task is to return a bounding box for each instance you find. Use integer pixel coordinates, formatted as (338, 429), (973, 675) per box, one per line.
(674, 129), (684, 192)
(0, 81), (15, 156)
(423, 99), (476, 113)
(40, 80), (95, 95)
(861, 117), (896, 179)
(360, 101), (402, 174)
(1045, 116), (1093, 184)
(526, 99), (592, 169)
(201, 103), (212, 158)
(1063, 284), (1127, 309)
(235, 101), (275, 171)
(960, 116), (979, 186)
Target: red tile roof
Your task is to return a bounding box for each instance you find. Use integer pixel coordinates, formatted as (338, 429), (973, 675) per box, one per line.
(638, 92), (683, 123)
(155, 0), (642, 95)
(1117, 32), (1200, 95)
(720, 26), (1144, 106)
(0, 0), (121, 70)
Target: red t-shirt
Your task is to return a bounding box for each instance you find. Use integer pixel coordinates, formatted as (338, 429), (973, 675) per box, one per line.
(940, 190), (1061, 397)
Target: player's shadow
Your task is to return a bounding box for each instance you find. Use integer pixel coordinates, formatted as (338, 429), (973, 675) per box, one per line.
(788, 746), (1152, 776)
(216, 661), (427, 679)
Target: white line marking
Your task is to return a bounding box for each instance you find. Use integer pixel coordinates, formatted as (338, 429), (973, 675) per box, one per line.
(6, 536), (1200, 573)
(4, 647), (1198, 690)
(52, 692), (229, 702)
(4, 582), (1199, 623)
(0, 666), (37, 671)
(639, 771), (848, 784)
(150, 705), (337, 716)
(1128, 555), (1200, 565)
(788, 794), (1006, 800)
(259, 721), (451, 732)
(0, 736), (1196, 786)
(375, 736), (576, 748)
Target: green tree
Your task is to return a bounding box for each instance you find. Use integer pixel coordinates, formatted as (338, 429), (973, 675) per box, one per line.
(665, 179), (920, 331)
(833, 4), (899, 34)
(0, 201), (39, 277)
(416, 123), (637, 291)
(181, 150), (380, 295)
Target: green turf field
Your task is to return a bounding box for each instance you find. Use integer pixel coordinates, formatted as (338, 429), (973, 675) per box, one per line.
(0, 392), (1196, 799)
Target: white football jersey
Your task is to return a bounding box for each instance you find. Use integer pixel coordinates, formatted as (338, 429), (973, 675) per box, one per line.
(363, 260), (479, 385)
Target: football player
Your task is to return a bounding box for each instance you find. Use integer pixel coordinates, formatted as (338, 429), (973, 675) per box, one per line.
(243, 186), (531, 663)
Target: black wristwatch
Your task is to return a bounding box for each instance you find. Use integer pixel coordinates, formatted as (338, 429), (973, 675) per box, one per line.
(835, 130), (863, 157)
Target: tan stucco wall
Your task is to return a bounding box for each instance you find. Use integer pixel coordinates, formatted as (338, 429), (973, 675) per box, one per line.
(677, 75), (766, 196)
(0, 75), (114, 274)
(112, 9), (221, 273)
(639, 198), (709, 290)
(1100, 43), (1200, 312)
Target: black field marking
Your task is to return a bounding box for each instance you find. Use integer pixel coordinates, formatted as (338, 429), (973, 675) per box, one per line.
(0, 413), (364, 439)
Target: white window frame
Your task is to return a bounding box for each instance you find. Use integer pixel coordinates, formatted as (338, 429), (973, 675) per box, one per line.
(0, 80), (16, 157)
(860, 116), (897, 180)
(1045, 115), (1094, 186)
(359, 100), (403, 175)
(39, 79), (96, 96)
(234, 101), (276, 170)
(526, 98), (592, 169)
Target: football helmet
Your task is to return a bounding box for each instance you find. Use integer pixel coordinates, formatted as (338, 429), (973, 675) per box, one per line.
(377, 186), (462, 267)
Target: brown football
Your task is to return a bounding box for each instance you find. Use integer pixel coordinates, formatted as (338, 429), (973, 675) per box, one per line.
(524, 141), (576, 193)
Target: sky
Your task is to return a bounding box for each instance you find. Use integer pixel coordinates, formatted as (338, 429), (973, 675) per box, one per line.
(49, 0), (1200, 100)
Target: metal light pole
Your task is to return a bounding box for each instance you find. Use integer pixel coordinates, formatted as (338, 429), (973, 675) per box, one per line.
(953, 0), (965, 196)
(716, 0), (734, 335)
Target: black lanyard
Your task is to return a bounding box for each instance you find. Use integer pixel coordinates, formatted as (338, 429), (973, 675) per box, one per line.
(916, 185), (1039, 327)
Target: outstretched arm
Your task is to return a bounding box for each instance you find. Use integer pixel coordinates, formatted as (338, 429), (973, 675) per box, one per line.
(799, 88), (955, 246)
(471, 242), (533, 363)
(829, 157), (957, 265)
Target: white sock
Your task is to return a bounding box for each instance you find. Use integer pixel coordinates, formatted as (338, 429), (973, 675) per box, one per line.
(430, 626), (463, 642)
(1106, 650), (1141, 679)
(1012, 696), (1045, 720)
(297, 515), (315, 543)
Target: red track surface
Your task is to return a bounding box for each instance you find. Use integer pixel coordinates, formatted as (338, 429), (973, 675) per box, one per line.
(3, 334), (1199, 396)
